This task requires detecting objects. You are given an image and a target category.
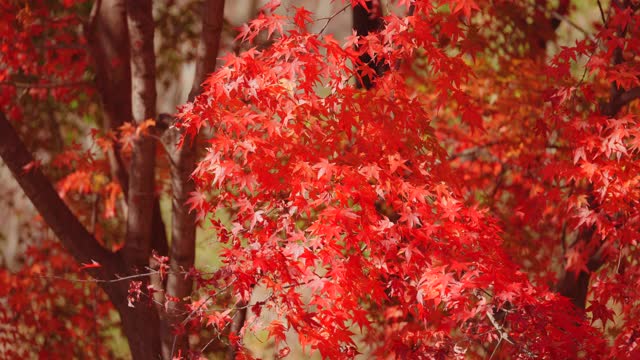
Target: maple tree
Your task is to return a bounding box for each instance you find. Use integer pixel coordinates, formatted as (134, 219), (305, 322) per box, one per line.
(1, 0), (640, 359)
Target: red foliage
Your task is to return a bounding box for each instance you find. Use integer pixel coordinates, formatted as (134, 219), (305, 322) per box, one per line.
(2, 0), (640, 359)
(0, 241), (117, 359)
(177, 1), (640, 358)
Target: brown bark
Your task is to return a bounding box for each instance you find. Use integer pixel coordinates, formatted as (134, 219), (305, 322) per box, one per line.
(556, 3), (638, 309)
(0, 112), (120, 282)
(225, 302), (248, 360)
(557, 268), (591, 309)
(87, 0), (132, 132)
(0, 112), (162, 359)
(86, 0), (133, 206)
(160, 1), (226, 358)
(124, 0), (158, 269)
(188, 0), (226, 102)
(123, 0), (163, 358)
(160, 115), (198, 359)
(87, 0), (168, 258)
(115, 297), (163, 360)
(557, 225), (600, 309)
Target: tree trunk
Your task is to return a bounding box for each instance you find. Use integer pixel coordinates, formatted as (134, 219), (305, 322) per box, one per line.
(124, 0), (158, 269)
(557, 270), (590, 309)
(87, 0), (132, 132)
(160, 1), (226, 358)
(116, 298), (164, 360)
(86, 0), (133, 210)
(225, 302), (248, 360)
(554, 3), (634, 311)
(352, 0), (384, 90)
(124, 0), (163, 358)
(87, 0), (169, 258)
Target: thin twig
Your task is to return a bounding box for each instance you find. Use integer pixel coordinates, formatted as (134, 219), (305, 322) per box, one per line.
(0, 80), (92, 89)
(37, 268), (222, 284)
(200, 311), (238, 354)
(318, 4), (350, 35)
(488, 336), (503, 360)
(486, 310), (514, 345)
(200, 331), (221, 354)
(615, 245), (624, 274)
(597, 0), (607, 25)
(180, 279), (237, 326)
(39, 268), (172, 284)
(534, 4), (595, 40)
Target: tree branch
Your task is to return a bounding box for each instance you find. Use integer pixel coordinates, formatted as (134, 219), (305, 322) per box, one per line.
(0, 112), (166, 360)
(0, 112), (123, 282)
(225, 301), (248, 360)
(608, 86), (640, 115)
(0, 80), (92, 89)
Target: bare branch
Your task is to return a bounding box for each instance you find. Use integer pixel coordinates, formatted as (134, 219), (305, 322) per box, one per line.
(0, 111), (122, 279)
(318, 4), (349, 35)
(597, 0), (607, 24)
(0, 80), (91, 89)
